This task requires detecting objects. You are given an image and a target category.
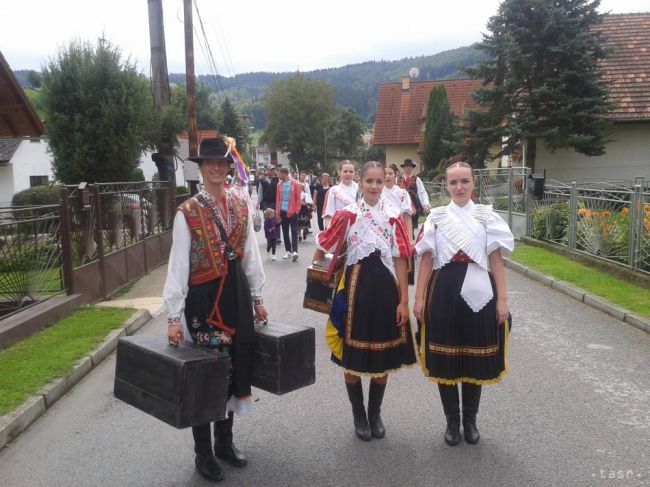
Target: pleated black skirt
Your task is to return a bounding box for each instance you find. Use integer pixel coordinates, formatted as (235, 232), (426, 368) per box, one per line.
(331, 253), (416, 377)
(421, 262), (509, 385)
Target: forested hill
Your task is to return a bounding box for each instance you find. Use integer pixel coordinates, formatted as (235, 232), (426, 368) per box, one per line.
(169, 45), (485, 127)
(15, 45), (484, 128)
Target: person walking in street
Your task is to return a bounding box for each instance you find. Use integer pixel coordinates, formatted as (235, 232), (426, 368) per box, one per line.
(413, 160), (513, 447)
(312, 161), (416, 442)
(163, 137), (269, 482)
(263, 208), (280, 260)
(312, 172), (331, 231)
(399, 159), (430, 234)
(275, 167), (302, 261)
(322, 160), (358, 229)
(382, 164), (414, 241)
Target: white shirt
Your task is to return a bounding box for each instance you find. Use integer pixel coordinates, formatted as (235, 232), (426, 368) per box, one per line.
(323, 181), (358, 219)
(381, 184), (414, 216)
(415, 200), (514, 312)
(403, 176), (431, 208)
(317, 200), (408, 279)
(163, 190), (265, 326)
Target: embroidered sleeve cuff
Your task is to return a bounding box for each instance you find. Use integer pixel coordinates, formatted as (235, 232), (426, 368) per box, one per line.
(168, 315), (182, 326)
(253, 297), (264, 306)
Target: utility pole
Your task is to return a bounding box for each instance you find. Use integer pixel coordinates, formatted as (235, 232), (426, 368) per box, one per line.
(184, 0), (199, 194)
(147, 0), (175, 185)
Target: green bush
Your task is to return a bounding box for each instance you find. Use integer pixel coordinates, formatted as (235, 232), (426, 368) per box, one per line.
(0, 243), (61, 272)
(532, 201), (569, 241)
(176, 186), (189, 195)
(11, 186), (60, 206)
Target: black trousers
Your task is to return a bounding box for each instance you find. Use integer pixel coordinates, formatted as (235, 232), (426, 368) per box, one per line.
(266, 238), (276, 254)
(280, 210), (298, 253)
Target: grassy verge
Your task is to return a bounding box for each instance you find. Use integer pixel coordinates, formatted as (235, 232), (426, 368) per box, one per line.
(511, 245), (650, 320)
(0, 306), (133, 415)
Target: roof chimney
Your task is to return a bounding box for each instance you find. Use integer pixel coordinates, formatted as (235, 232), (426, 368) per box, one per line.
(401, 75), (410, 91)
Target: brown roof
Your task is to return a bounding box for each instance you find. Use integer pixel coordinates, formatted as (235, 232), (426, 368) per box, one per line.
(0, 51), (44, 138)
(373, 78), (483, 148)
(597, 13), (650, 122)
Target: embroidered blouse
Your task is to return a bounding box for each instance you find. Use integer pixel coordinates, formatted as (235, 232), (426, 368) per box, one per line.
(415, 200), (514, 312)
(163, 190), (265, 325)
(381, 184), (414, 216)
(316, 200), (411, 279)
(322, 181), (358, 219)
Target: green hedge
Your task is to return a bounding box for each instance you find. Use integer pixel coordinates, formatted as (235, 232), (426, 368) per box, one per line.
(11, 186), (60, 206)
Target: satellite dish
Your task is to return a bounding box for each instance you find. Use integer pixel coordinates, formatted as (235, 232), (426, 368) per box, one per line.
(409, 67), (420, 79)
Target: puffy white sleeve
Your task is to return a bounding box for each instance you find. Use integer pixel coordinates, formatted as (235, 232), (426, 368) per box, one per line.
(416, 177), (430, 208)
(414, 214), (437, 257)
(163, 212), (191, 321)
(242, 206), (265, 299)
(401, 190), (414, 216)
(486, 211), (515, 258)
(323, 187), (336, 218)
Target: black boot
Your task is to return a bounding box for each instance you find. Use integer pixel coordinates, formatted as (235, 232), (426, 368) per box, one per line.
(462, 383), (482, 444)
(367, 381), (386, 439)
(345, 381), (371, 441)
(214, 412), (248, 468)
(438, 384), (461, 446)
(193, 424), (225, 482)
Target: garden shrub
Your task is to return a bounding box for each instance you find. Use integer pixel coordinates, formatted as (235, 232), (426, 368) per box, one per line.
(532, 201), (569, 241)
(11, 185), (60, 206)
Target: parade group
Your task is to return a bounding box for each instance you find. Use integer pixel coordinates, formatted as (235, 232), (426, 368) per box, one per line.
(163, 137), (514, 483)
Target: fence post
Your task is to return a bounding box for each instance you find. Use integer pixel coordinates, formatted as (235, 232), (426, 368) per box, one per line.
(60, 188), (75, 295)
(567, 181), (578, 250)
(628, 185), (642, 269)
(92, 185), (107, 300)
(507, 167), (513, 229)
(525, 177), (532, 236)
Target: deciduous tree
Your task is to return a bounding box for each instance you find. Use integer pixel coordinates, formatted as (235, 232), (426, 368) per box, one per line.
(41, 38), (153, 183)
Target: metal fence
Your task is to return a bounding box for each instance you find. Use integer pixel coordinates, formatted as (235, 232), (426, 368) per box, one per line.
(0, 204), (64, 318)
(529, 178), (649, 273)
(420, 169), (648, 274)
(0, 181), (181, 318)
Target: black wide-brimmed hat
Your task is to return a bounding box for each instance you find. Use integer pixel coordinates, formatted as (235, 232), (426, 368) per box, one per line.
(188, 137), (233, 163)
(400, 159), (417, 168)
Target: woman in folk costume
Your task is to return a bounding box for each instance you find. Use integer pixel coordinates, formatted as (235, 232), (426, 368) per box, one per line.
(413, 161), (513, 447)
(312, 161), (416, 441)
(322, 160), (358, 229)
(163, 137), (268, 483)
(382, 163), (416, 284)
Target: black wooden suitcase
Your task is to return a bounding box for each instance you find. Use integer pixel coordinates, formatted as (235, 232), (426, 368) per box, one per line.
(252, 322), (315, 395)
(114, 335), (231, 429)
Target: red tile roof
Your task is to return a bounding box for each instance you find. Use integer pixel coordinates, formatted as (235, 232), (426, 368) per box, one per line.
(373, 78), (483, 147)
(597, 13), (650, 122)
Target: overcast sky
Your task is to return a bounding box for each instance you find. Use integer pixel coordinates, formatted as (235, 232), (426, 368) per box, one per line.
(3, 0), (649, 76)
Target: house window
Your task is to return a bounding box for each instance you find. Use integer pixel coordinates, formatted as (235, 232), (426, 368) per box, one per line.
(30, 175), (49, 187)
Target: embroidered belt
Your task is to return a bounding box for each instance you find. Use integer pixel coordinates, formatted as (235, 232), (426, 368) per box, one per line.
(450, 251), (474, 264)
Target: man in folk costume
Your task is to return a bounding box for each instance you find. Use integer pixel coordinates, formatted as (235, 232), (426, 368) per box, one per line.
(164, 137), (268, 482)
(414, 161), (514, 447)
(399, 159), (431, 234)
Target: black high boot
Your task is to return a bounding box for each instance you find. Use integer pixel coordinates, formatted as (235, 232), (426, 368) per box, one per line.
(462, 383), (482, 444)
(438, 384), (461, 446)
(193, 424), (225, 482)
(367, 381), (386, 439)
(214, 412), (248, 468)
(345, 381), (371, 441)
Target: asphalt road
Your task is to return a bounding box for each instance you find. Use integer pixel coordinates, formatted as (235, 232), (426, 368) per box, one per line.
(1, 223), (649, 486)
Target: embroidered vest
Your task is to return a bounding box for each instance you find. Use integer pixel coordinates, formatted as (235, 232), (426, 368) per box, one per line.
(179, 194), (248, 286)
(400, 177), (422, 213)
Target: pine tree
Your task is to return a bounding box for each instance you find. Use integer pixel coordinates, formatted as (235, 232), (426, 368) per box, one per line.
(220, 96), (245, 142)
(462, 0), (612, 170)
(422, 85), (455, 172)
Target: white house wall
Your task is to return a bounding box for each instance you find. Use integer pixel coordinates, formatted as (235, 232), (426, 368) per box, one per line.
(535, 123), (650, 183)
(2, 139), (54, 206)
